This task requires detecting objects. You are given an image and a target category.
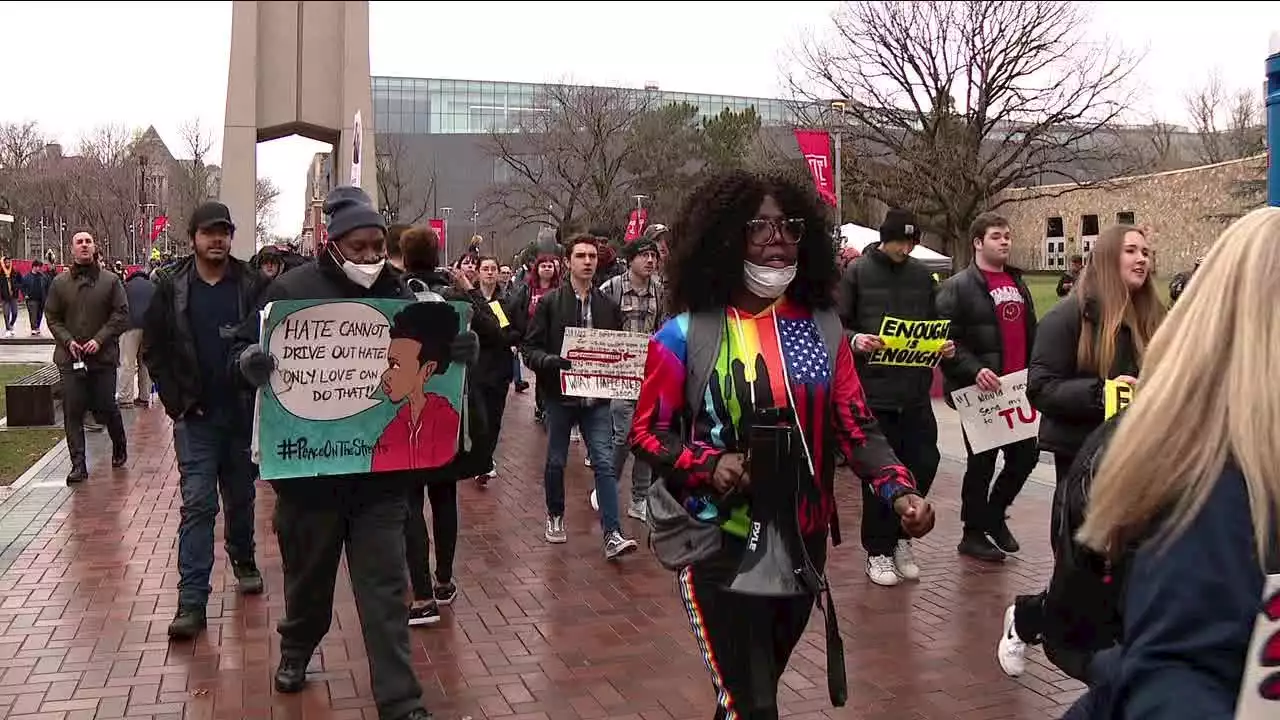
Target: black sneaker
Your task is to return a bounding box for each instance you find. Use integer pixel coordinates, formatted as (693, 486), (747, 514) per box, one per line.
(604, 530), (639, 560)
(397, 709), (433, 720)
(66, 467), (88, 485)
(433, 581), (458, 606)
(274, 655), (308, 693)
(514, 380), (529, 393)
(957, 530), (1007, 562)
(408, 601), (441, 627)
(167, 604), (207, 640)
(988, 518), (1021, 554)
(111, 448), (127, 469)
(232, 560), (265, 595)
(85, 421), (105, 433)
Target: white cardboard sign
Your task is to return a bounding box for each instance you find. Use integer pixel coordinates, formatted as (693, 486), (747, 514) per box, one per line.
(950, 369), (1040, 454)
(558, 327), (649, 400)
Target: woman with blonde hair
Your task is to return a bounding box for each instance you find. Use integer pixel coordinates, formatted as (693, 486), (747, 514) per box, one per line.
(996, 224), (1167, 679)
(1065, 206), (1280, 718)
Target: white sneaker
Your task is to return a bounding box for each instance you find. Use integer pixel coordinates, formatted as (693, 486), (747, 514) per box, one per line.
(893, 540), (920, 580)
(589, 489), (599, 511)
(866, 555), (900, 586)
(626, 499), (647, 521)
(4, 330), (12, 338)
(997, 604), (1028, 677)
(584, 455), (592, 467)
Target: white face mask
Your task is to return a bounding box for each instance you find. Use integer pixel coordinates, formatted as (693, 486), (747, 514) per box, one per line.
(330, 244), (385, 289)
(742, 261), (797, 299)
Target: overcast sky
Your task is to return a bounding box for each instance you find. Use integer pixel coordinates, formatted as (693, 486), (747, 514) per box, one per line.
(2, 1), (1275, 238)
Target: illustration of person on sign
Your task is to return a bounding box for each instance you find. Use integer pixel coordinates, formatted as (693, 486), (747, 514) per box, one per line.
(372, 302), (462, 472)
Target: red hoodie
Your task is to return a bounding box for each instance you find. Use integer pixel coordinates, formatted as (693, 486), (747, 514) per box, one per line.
(370, 393), (461, 472)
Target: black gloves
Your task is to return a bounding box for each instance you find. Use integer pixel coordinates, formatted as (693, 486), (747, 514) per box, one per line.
(450, 330), (480, 366)
(238, 344), (276, 388)
(548, 355), (572, 371)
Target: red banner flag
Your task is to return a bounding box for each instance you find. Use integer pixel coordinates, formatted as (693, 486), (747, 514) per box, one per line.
(793, 129), (837, 207)
(149, 215), (169, 241)
(428, 218), (447, 254)
(624, 208), (649, 241)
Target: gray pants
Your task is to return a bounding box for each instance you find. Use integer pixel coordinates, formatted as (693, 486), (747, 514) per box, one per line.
(610, 399), (653, 504)
(274, 487), (424, 720)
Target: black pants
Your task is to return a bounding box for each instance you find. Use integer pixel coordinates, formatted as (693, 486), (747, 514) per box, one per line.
(861, 403), (940, 556)
(475, 382), (508, 472)
(26, 301), (42, 331)
(679, 535), (828, 719)
(274, 487), (423, 720)
(60, 365), (126, 470)
(405, 480), (459, 601)
(959, 435), (1039, 533)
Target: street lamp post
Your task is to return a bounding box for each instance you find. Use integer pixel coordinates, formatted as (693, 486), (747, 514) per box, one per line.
(1267, 31), (1279, 206)
(440, 206), (453, 261)
(829, 100), (848, 225)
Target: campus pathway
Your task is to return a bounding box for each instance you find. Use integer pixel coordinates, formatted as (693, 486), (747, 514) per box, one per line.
(0, 387), (1081, 719)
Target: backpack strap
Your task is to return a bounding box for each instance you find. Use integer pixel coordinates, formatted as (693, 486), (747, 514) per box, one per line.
(813, 307), (846, 547)
(684, 311), (726, 417)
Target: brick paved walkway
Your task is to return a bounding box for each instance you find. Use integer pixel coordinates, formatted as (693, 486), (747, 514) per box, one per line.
(0, 389), (1082, 719)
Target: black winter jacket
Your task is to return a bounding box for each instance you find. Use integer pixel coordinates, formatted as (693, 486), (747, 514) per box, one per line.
(837, 246), (938, 410)
(1027, 295), (1139, 457)
(470, 284), (520, 388)
(521, 283), (623, 401)
(936, 264), (1037, 405)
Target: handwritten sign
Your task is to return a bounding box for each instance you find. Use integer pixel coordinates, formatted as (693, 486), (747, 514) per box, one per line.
(1236, 574), (1280, 719)
(950, 369), (1040, 454)
(559, 327), (649, 400)
(255, 299), (471, 480)
(869, 317), (950, 368)
(1104, 379), (1133, 420)
(489, 300), (509, 329)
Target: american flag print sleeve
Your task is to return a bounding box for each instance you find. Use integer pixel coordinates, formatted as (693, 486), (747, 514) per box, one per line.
(830, 339), (917, 505)
(628, 315), (724, 492)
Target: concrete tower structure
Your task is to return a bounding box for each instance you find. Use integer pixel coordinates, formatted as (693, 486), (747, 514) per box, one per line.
(220, 0), (376, 259)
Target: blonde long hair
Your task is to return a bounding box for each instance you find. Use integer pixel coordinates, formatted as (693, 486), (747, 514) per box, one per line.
(1074, 225), (1165, 378)
(1078, 207), (1280, 562)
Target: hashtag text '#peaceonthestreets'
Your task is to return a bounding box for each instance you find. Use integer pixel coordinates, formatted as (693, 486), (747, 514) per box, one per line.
(274, 437), (381, 462)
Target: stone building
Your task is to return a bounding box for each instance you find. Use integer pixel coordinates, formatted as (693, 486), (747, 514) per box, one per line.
(1000, 154), (1266, 274)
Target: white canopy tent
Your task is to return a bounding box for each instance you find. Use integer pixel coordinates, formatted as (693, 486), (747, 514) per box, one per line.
(838, 223), (952, 273)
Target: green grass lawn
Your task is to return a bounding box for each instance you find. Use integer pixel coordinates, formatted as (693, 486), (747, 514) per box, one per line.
(0, 363), (65, 486)
(1023, 274), (1172, 319)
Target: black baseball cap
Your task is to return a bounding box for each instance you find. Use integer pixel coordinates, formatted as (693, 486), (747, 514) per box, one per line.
(879, 208), (921, 244)
(188, 202), (236, 237)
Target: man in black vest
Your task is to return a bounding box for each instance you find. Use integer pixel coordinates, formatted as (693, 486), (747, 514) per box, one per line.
(839, 209), (953, 587)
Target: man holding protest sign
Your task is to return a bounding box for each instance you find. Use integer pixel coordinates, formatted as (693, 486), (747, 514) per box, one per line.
(234, 187), (475, 720)
(143, 202), (271, 640)
(522, 234), (639, 560)
(839, 208), (954, 586)
(937, 212), (1039, 563)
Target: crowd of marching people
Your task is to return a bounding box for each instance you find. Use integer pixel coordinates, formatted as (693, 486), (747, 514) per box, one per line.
(30, 169), (1280, 720)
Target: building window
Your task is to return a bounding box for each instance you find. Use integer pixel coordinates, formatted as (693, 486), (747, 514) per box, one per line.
(1043, 217), (1065, 270)
(1081, 214), (1099, 255)
(1046, 216), (1064, 238)
(1117, 211), (1135, 225)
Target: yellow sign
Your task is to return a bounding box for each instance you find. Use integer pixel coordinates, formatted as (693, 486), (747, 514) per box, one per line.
(1104, 379), (1134, 419)
(868, 317), (950, 368)
(489, 301), (510, 329)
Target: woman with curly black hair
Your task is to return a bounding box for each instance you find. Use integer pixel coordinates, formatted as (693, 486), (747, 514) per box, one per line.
(630, 171), (936, 718)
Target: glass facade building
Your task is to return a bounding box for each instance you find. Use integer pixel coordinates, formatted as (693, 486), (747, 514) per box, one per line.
(372, 76), (799, 135)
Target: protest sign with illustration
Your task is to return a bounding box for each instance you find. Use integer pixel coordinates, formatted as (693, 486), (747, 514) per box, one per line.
(254, 298), (472, 480)
(868, 317), (950, 368)
(559, 327), (649, 400)
(1235, 574), (1280, 718)
(1104, 378), (1134, 419)
(950, 369), (1040, 454)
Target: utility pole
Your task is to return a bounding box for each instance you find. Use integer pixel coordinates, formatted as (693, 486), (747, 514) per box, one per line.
(1267, 31), (1279, 206)
(829, 100), (848, 225)
(440, 206), (453, 261)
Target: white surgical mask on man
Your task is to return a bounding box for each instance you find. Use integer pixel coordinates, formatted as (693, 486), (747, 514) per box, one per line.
(742, 261), (797, 299)
(330, 244), (385, 289)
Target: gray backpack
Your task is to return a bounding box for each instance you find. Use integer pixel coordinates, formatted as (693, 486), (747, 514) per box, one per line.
(645, 307), (846, 571)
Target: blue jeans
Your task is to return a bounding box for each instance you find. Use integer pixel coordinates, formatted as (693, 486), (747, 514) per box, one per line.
(3, 298), (16, 331)
(175, 407), (257, 607)
(512, 355), (524, 383)
(544, 400), (620, 534)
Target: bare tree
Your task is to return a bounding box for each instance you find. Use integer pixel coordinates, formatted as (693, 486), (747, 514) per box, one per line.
(375, 134), (433, 224)
(481, 83), (654, 233)
(1184, 73), (1265, 164)
(167, 118), (218, 234)
(0, 121), (49, 225)
(789, 1), (1145, 260)
(255, 177), (281, 242)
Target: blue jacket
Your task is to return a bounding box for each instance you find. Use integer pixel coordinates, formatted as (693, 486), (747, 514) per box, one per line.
(124, 273), (156, 330)
(1071, 465), (1272, 719)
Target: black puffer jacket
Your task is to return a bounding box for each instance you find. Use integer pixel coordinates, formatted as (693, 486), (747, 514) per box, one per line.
(470, 284), (520, 388)
(837, 246), (938, 410)
(935, 263), (1037, 405)
(1027, 295), (1139, 457)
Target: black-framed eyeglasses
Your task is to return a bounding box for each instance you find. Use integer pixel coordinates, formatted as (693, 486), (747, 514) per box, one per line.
(746, 218), (805, 246)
